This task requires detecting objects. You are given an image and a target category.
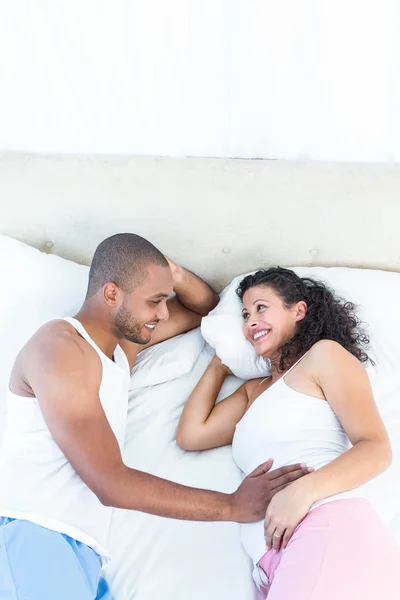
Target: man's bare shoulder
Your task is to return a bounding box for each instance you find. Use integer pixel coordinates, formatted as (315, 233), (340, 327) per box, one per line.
(11, 320), (101, 394)
(25, 320), (91, 358)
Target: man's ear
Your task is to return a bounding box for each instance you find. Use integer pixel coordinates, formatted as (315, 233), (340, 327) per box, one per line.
(103, 282), (121, 307)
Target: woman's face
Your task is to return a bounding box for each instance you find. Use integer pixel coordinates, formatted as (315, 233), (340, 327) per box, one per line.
(241, 285), (306, 358)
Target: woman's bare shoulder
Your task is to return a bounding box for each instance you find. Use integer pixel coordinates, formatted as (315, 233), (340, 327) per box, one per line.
(308, 339), (361, 375)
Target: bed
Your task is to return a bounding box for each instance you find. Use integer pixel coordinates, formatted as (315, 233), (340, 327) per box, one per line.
(1, 153), (400, 599)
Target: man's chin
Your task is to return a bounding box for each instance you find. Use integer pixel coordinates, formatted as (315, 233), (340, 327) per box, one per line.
(123, 332), (150, 345)
(141, 327), (154, 344)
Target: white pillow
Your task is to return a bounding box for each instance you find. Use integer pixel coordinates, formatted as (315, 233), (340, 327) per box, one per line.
(202, 266), (400, 380)
(201, 273), (270, 380)
(130, 328), (205, 390)
(0, 236), (203, 443)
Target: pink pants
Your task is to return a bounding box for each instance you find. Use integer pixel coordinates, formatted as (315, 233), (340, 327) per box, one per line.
(257, 499), (400, 600)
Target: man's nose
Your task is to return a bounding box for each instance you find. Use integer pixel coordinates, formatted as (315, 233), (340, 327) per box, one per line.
(157, 304), (169, 321)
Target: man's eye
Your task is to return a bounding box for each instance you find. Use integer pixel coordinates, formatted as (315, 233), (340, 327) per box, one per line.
(152, 300), (162, 305)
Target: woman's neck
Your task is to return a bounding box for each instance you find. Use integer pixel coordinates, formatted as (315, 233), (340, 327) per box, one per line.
(268, 352), (304, 384)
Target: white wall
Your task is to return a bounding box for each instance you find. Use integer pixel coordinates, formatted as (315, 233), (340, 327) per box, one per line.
(1, 153), (399, 289)
(1, 2), (399, 161)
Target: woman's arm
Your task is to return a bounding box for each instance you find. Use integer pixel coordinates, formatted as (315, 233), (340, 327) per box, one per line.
(298, 339), (391, 500)
(176, 355), (258, 451)
(265, 340), (391, 550)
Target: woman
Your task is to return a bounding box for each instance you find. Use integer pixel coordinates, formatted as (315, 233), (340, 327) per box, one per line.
(176, 267), (400, 600)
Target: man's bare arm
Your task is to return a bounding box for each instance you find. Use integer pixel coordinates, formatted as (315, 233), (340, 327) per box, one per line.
(140, 258), (219, 347)
(165, 257), (219, 317)
(25, 328), (308, 522)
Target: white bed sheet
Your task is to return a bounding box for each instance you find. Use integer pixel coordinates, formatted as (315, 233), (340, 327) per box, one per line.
(105, 344), (257, 600)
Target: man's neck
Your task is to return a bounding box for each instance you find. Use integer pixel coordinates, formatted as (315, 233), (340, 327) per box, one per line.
(74, 302), (119, 361)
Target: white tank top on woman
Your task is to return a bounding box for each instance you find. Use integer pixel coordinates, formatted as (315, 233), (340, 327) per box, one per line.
(232, 352), (358, 566)
(0, 317), (131, 563)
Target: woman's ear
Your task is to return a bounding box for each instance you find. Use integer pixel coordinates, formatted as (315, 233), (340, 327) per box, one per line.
(295, 301), (308, 322)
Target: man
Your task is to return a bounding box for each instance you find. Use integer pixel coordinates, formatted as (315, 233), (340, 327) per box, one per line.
(0, 233), (308, 600)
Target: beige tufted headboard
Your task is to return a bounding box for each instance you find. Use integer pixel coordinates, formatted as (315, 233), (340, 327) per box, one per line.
(1, 153), (399, 290)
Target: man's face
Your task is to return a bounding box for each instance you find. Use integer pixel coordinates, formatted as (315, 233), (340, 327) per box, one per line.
(114, 264), (173, 344)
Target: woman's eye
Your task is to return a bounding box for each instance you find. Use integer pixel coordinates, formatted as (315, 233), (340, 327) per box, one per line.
(242, 312), (249, 320)
(257, 304), (266, 311)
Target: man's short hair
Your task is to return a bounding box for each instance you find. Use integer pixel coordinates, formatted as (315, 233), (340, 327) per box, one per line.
(86, 233), (168, 297)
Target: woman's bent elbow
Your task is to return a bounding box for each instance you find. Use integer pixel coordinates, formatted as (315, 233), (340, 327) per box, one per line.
(376, 438), (392, 473)
(176, 429), (203, 451)
(383, 443), (393, 471)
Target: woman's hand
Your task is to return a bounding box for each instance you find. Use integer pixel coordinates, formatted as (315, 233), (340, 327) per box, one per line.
(211, 354), (234, 377)
(264, 474), (314, 552)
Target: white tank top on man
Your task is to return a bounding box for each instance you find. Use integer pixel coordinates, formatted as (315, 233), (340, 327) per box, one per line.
(0, 317), (131, 563)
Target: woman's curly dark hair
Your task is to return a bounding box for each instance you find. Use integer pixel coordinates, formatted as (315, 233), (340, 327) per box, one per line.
(236, 267), (371, 372)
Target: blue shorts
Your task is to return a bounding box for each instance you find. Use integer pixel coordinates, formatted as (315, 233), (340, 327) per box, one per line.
(0, 517), (114, 600)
